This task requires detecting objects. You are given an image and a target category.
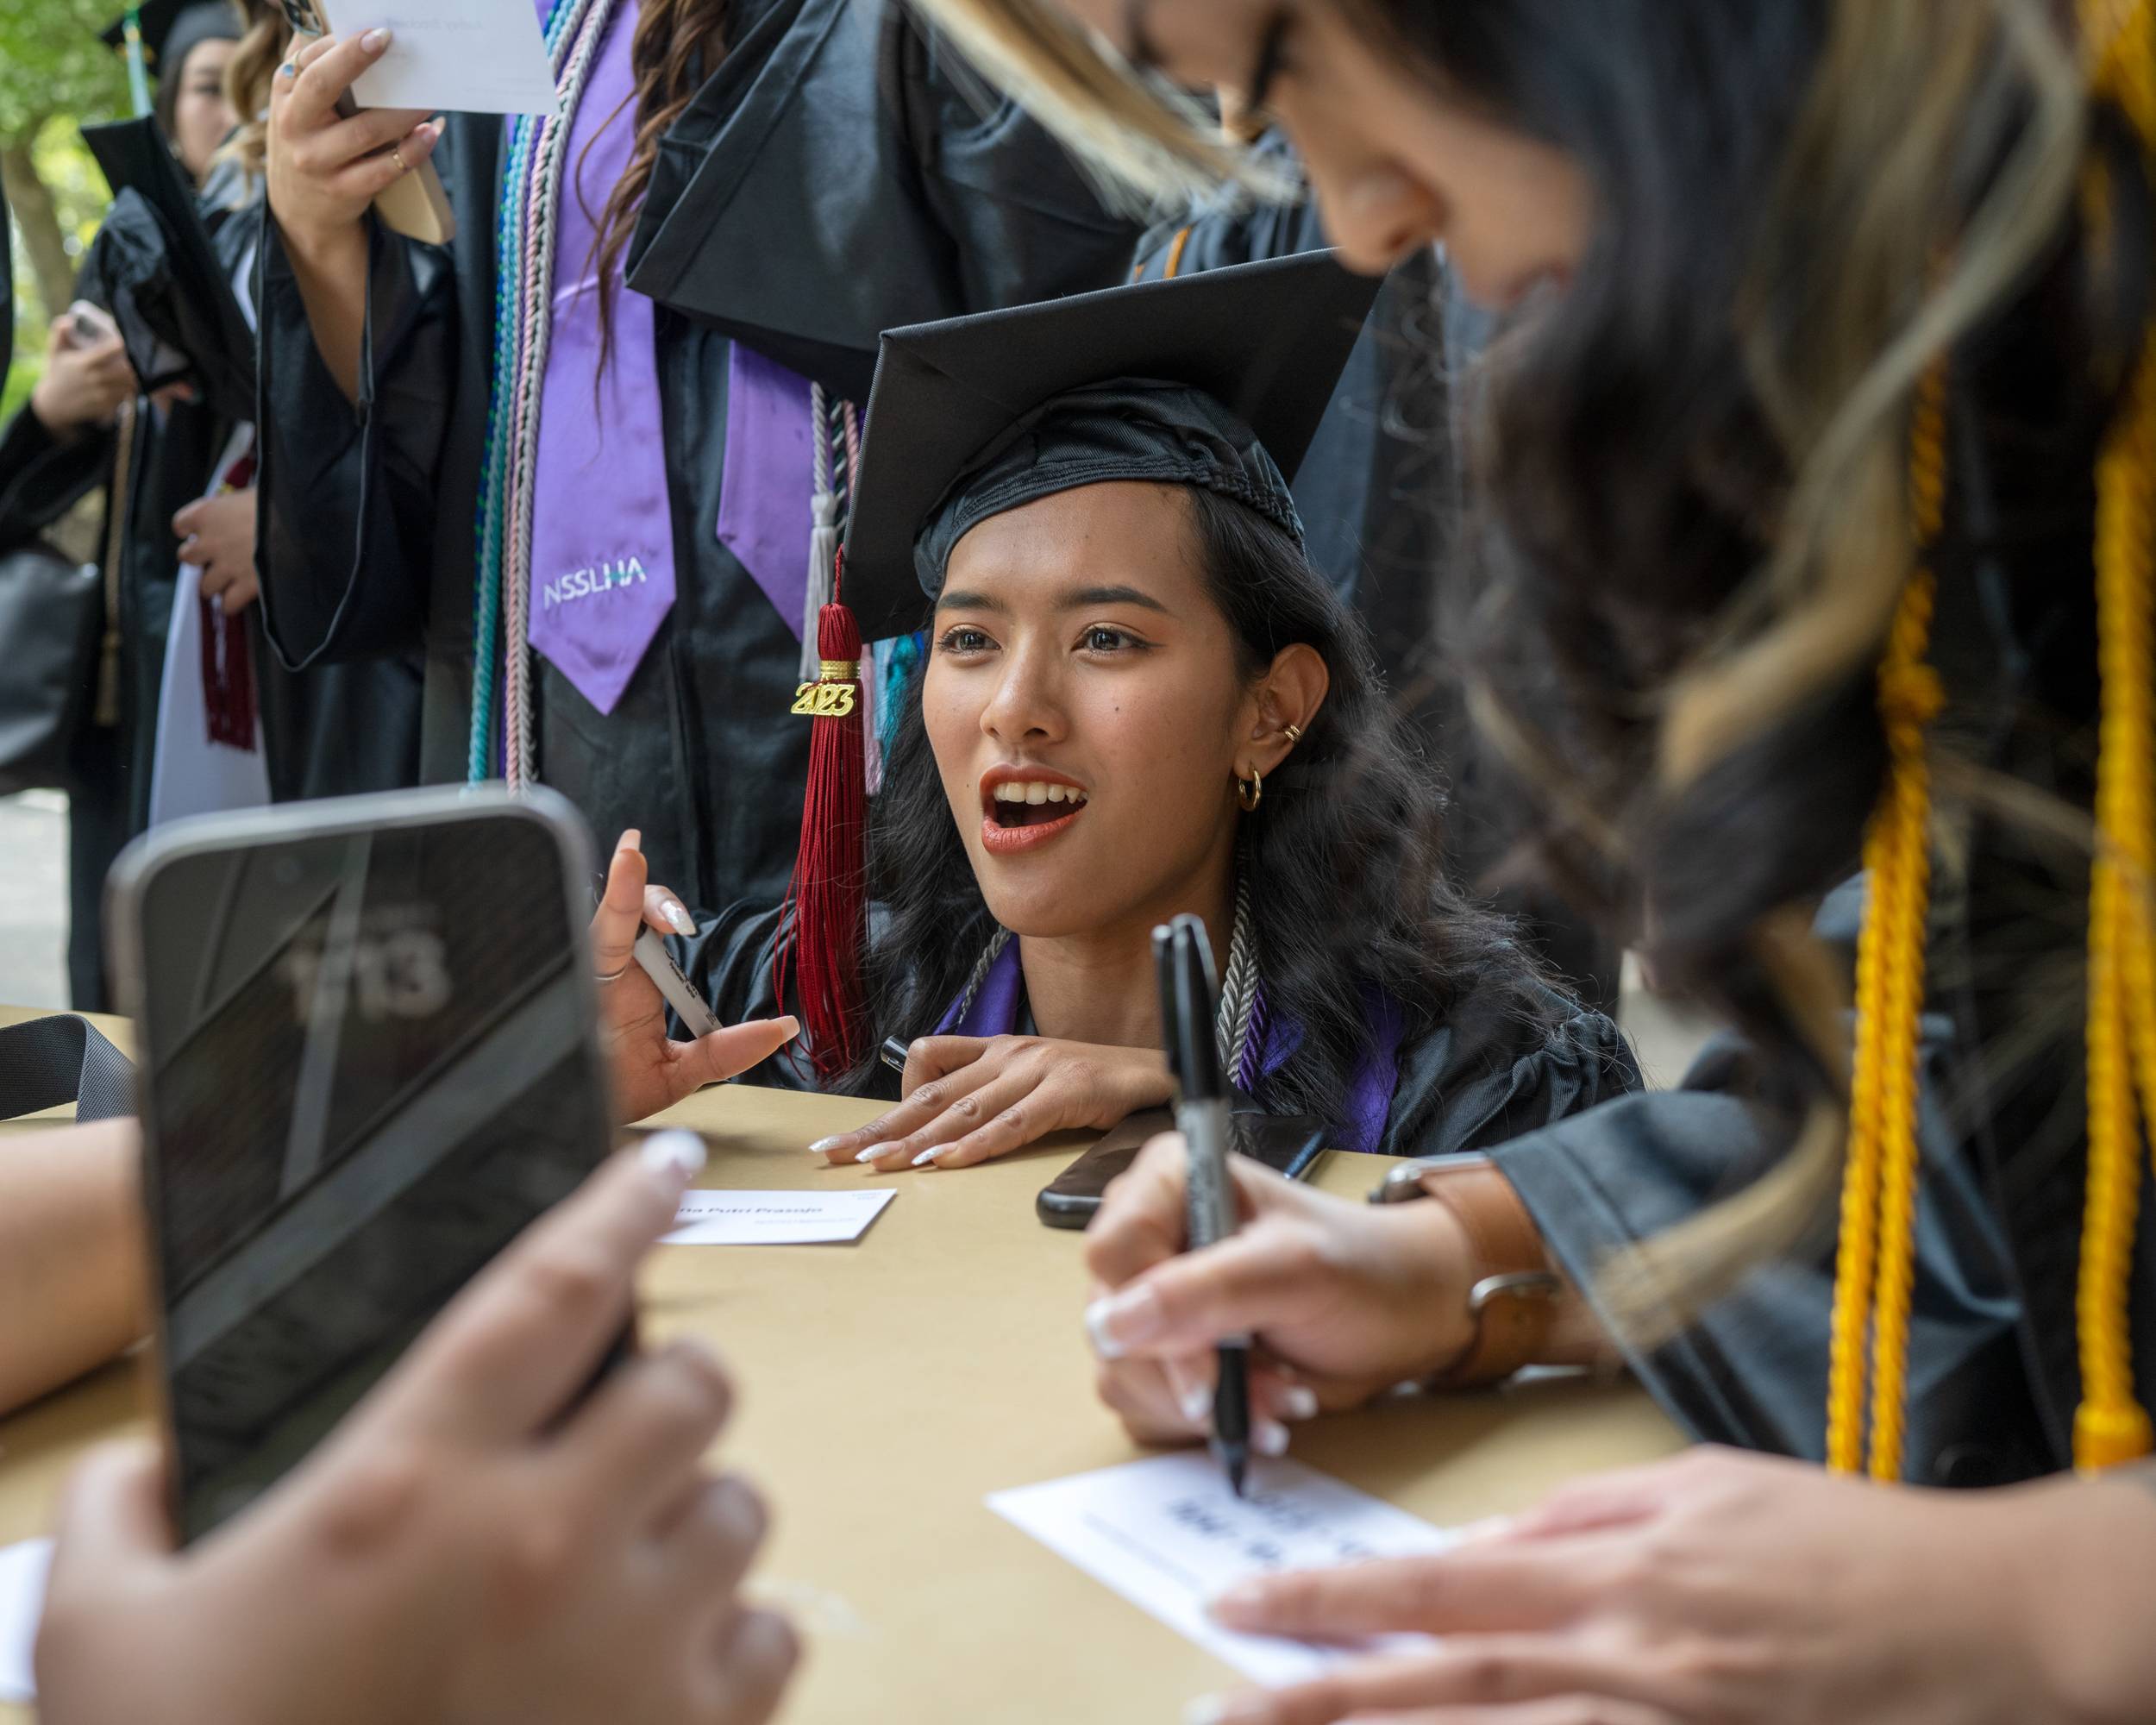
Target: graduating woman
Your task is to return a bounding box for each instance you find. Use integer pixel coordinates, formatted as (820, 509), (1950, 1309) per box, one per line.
(253, 0), (1140, 918)
(888, 1), (2156, 1721)
(588, 257), (1635, 1208)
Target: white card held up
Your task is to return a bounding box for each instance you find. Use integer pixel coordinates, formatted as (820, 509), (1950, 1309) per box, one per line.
(0, 1538), (52, 1703)
(665, 1189), (895, 1246)
(989, 1453), (1455, 1687)
(334, 2), (558, 116)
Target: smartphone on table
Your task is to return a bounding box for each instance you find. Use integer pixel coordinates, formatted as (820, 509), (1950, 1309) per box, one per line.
(108, 786), (617, 1542)
(1036, 1105), (1329, 1230)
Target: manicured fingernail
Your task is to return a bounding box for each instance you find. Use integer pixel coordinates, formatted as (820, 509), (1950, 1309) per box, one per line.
(1206, 1580), (1269, 1624)
(361, 27), (392, 51)
(662, 900), (694, 936)
(734, 1609), (796, 1675)
(855, 1144), (889, 1164)
(1083, 1284), (1162, 1359)
(911, 1146), (943, 1168)
(1278, 1385), (1319, 1421)
(1254, 1418), (1289, 1458)
(1179, 1383), (1212, 1425)
(617, 827), (641, 852)
(1184, 1695), (1263, 1725)
(808, 1136), (849, 1157)
(709, 1475), (764, 1546)
(640, 1128), (705, 1185)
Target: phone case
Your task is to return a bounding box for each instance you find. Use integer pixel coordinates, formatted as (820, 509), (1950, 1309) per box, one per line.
(373, 163), (457, 247)
(107, 785), (613, 1541)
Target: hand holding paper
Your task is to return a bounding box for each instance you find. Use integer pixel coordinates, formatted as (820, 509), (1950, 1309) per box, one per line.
(330, 3), (557, 115)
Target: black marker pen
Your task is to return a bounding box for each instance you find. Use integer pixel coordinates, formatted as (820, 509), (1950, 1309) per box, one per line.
(1154, 914), (1251, 1498)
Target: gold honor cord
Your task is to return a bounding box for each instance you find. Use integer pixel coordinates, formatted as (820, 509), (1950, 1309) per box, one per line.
(1828, 0), (2156, 1478)
(1827, 361), (1948, 1482)
(2076, 0), (2156, 1473)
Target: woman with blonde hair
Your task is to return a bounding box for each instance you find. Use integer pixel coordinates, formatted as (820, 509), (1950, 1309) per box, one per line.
(893, 1), (2156, 1720)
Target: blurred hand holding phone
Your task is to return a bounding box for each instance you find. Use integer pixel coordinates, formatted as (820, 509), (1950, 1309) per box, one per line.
(108, 786), (621, 1540)
(62, 304), (120, 351)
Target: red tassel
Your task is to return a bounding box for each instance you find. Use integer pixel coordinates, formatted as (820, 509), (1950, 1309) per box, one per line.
(197, 446), (260, 752)
(199, 593), (256, 750)
(776, 562), (868, 1080)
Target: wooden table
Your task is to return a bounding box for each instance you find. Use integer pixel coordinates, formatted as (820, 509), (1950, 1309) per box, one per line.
(0, 1007), (1682, 1722)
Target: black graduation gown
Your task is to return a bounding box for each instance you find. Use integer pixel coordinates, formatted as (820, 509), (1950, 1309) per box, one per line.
(667, 901), (1641, 1150)
(0, 352), (215, 1007)
(251, 0), (1138, 915)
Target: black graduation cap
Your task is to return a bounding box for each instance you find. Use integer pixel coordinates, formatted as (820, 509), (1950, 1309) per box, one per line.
(625, 0), (1140, 404)
(838, 250), (1382, 643)
(76, 116), (257, 424)
(99, 0), (241, 73)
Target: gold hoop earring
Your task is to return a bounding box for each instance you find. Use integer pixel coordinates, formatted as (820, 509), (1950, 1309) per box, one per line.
(1237, 768), (1263, 812)
(1281, 724), (1303, 746)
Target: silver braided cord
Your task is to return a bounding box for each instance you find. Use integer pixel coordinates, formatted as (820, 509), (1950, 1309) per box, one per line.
(948, 926), (1014, 1026)
(1215, 868), (1258, 1075)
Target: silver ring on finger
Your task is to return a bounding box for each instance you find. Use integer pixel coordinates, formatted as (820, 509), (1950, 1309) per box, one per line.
(594, 963), (630, 985)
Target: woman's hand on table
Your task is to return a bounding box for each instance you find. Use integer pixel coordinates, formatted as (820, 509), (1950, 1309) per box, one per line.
(1185, 1446), (2156, 1725)
(1081, 1133), (1481, 1451)
(36, 1138), (800, 1725)
(593, 830), (798, 1124)
(811, 1035), (1174, 1170)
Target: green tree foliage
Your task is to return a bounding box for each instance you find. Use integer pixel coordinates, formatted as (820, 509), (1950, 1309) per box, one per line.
(0, 0), (129, 142)
(0, 0), (128, 417)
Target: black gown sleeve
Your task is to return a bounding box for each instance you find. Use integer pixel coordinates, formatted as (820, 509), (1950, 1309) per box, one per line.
(0, 405), (107, 547)
(1380, 980), (1643, 1162)
(674, 900), (791, 1031)
(671, 900), (908, 1099)
(1485, 1027), (2051, 1484)
(251, 212), (454, 669)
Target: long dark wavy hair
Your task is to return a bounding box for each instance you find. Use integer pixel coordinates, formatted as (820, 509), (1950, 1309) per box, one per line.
(856, 483), (1557, 1138)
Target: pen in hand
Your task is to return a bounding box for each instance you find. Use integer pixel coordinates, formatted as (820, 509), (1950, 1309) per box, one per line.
(1154, 914), (1252, 1498)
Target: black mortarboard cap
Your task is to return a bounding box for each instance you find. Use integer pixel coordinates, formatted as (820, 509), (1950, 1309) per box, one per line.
(839, 251), (1382, 642)
(100, 1), (241, 73)
(77, 116), (256, 423)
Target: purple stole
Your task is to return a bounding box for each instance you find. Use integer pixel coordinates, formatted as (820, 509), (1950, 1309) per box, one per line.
(525, 0), (816, 716)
